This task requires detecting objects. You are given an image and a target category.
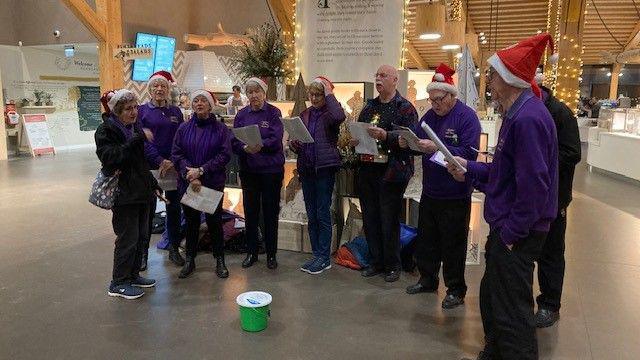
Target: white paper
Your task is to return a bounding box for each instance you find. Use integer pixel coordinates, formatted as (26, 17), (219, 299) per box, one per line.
(429, 151), (447, 167)
(348, 122), (379, 155)
(282, 117), (314, 143)
(420, 122), (467, 173)
(232, 124), (263, 147)
(180, 185), (223, 214)
(394, 126), (423, 152)
(151, 169), (178, 191)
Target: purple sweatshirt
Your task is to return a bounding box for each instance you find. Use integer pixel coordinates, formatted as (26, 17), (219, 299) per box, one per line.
(138, 102), (184, 169)
(466, 89), (558, 245)
(171, 113), (231, 193)
(417, 100), (481, 199)
(231, 102), (285, 174)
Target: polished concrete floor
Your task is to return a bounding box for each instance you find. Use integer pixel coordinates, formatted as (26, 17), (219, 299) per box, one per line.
(1, 148), (639, 359)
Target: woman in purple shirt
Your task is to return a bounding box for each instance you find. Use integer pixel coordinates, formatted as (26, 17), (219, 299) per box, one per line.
(290, 77), (346, 274)
(172, 90), (232, 279)
(232, 78), (285, 270)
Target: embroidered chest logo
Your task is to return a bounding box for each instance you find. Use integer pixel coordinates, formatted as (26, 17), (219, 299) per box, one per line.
(496, 138), (506, 153)
(170, 116), (179, 123)
(444, 128), (459, 145)
(260, 120), (270, 128)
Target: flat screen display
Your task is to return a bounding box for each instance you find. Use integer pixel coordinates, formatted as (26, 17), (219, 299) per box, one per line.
(132, 33), (176, 82)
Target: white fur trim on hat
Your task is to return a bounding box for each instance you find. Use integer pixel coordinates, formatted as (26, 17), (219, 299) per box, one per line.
(245, 77), (268, 93)
(534, 73), (545, 85)
(107, 89), (136, 111)
(487, 54), (531, 89)
(427, 81), (458, 96)
(191, 90), (215, 109)
(434, 73), (445, 82)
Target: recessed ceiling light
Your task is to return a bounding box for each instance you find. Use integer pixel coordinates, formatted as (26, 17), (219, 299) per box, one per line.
(419, 33), (442, 40)
(442, 44), (461, 50)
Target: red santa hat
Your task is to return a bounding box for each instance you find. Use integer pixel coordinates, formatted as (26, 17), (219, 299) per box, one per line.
(312, 76), (335, 90)
(100, 89), (116, 114)
(426, 63), (458, 96)
(487, 33), (558, 98)
(244, 77), (268, 93)
(106, 89), (137, 112)
(191, 89), (218, 109)
(148, 70), (176, 87)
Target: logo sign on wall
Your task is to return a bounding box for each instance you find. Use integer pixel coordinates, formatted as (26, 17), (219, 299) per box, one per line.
(296, 0), (404, 82)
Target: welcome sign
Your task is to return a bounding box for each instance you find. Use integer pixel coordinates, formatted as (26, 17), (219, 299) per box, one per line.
(296, 0), (405, 82)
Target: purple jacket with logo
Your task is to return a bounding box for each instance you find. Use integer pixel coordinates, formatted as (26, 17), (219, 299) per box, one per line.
(171, 113), (231, 194)
(231, 102), (285, 174)
(466, 89), (558, 245)
(138, 102), (184, 169)
(417, 100), (481, 199)
(296, 94), (346, 174)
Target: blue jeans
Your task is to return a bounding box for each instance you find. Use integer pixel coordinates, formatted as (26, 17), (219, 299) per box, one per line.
(301, 172), (336, 261)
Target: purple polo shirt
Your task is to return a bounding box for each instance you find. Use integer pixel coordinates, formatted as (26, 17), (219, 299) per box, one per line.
(231, 102), (285, 174)
(138, 102), (184, 169)
(466, 89), (558, 245)
(416, 100), (481, 199)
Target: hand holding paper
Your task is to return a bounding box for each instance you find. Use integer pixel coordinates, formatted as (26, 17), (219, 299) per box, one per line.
(348, 122), (378, 155)
(420, 122), (466, 173)
(282, 117), (314, 143)
(180, 184), (223, 214)
(151, 168), (178, 191)
(232, 125), (263, 147)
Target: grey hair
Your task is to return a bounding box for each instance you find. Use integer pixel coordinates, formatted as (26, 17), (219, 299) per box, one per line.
(308, 81), (324, 94)
(112, 92), (138, 116)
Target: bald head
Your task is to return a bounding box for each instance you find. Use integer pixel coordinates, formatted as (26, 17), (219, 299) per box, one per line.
(375, 64), (399, 100)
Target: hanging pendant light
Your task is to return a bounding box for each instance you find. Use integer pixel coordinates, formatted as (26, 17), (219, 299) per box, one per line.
(415, 1), (446, 40)
(441, 19), (465, 50)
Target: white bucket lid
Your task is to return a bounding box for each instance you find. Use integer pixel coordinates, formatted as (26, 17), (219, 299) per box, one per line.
(236, 291), (272, 308)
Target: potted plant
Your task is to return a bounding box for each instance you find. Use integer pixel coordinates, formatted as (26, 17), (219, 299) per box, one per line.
(34, 90), (45, 106)
(19, 98), (33, 107)
(44, 93), (54, 106)
(231, 23), (291, 100)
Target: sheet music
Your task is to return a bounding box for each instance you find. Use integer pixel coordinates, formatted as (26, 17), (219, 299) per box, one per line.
(348, 122), (378, 155)
(151, 168), (178, 191)
(180, 185), (223, 214)
(394, 126), (423, 152)
(420, 122), (467, 173)
(232, 124), (263, 147)
(282, 117), (314, 143)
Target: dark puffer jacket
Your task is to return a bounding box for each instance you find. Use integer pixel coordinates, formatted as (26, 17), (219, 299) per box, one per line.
(542, 86), (582, 209)
(95, 116), (158, 206)
(294, 94), (346, 173)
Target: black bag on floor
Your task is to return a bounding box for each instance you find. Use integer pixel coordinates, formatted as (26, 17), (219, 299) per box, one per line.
(151, 212), (166, 234)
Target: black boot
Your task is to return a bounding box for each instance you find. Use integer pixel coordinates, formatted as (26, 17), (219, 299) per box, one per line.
(216, 256), (229, 278)
(168, 246), (185, 267)
(178, 256), (195, 278)
(242, 253), (258, 268)
(140, 251), (148, 271)
(267, 254), (278, 269)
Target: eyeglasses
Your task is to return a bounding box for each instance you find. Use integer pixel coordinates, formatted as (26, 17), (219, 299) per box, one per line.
(428, 94), (449, 104)
(485, 69), (497, 83)
(375, 72), (389, 79)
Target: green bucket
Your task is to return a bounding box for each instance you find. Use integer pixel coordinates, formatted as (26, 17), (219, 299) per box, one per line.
(236, 291), (272, 332)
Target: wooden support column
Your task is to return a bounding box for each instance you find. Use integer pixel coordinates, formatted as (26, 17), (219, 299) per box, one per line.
(609, 63), (622, 100)
(478, 50), (489, 110)
(553, 0), (587, 113)
(61, 0), (123, 93)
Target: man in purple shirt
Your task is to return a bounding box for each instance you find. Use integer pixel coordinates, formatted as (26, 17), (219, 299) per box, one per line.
(448, 34), (559, 360)
(400, 64), (481, 310)
(138, 71), (185, 270)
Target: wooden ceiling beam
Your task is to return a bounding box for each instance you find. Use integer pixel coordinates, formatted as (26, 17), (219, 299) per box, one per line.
(406, 42), (429, 69)
(624, 21), (640, 51)
(60, 0), (106, 41)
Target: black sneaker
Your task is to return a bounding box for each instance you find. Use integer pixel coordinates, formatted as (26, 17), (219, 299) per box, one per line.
(361, 267), (382, 277)
(384, 270), (400, 283)
(168, 247), (185, 267)
(406, 283), (437, 294)
(535, 308), (560, 328)
(108, 283), (144, 300)
(131, 275), (156, 288)
(442, 294), (465, 309)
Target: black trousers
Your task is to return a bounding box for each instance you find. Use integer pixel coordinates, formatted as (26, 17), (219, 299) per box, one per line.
(144, 190), (182, 251)
(536, 208), (567, 312)
(480, 230), (545, 360)
(416, 195), (471, 297)
(240, 171), (284, 256)
(357, 164), (408, 272)
(111, 203), (150, 285)
(182, 199), (224, 259)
